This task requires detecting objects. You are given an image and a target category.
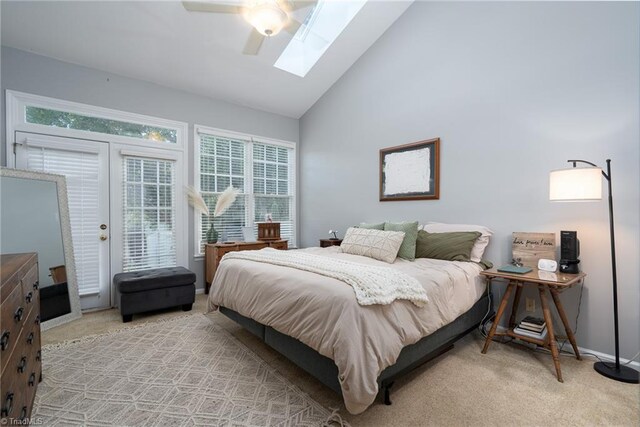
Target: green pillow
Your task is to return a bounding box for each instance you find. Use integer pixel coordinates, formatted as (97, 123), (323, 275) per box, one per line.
(358, 222), (385, 230)
(384, 221), (419, 261)
(415, 230), (482, 262)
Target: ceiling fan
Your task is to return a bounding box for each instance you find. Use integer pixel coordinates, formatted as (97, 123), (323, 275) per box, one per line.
(182, 0), (317, 55)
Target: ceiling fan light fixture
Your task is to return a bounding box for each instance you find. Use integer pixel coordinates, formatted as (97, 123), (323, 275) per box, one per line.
(245, 2), (288, 36)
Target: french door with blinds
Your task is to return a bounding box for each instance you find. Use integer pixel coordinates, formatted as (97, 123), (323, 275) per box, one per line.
(14, 133), (185, 310)
(116, 153), (178, 273)
(15, 132), (110, 310)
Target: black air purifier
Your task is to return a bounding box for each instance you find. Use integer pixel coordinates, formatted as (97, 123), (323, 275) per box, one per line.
(559, 230), (580, 274)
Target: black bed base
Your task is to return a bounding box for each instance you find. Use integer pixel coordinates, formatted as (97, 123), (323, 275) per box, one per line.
(220, 293), (490, 405)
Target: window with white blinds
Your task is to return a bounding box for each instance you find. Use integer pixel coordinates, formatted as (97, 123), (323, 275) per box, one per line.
(26, 146), (101, 296)
(199, 134), (248, 246)
(197, 131), (296, 254)
(123, 157), (177, 272)
(252, 143), (294, 242)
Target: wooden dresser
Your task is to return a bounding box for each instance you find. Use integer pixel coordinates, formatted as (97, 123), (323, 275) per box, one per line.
(205, 240), (288, 293)
(1, 253), (41, 423)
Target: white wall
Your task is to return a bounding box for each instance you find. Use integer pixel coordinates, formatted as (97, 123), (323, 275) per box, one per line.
(300, 2), (639, 359)
(1, 46), (299, 290)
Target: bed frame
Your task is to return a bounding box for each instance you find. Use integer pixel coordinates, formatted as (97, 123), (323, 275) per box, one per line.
(220, 293), (490, 405)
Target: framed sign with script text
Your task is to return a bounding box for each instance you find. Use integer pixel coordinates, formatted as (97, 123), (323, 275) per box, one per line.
(512, 232), (556, 268)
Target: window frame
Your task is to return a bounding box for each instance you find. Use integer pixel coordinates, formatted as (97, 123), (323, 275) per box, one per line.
(194, 125), (297, 256)
(5, 91), (187, 166)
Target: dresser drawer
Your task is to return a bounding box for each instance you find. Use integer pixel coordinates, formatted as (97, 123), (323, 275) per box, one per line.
(21, 264), (39, 310)
(22, 282), (40, 325)
(269, 241), (288, 250)
(0, 285), (27, 375)
(1, 326), (27, 393)
(1, 372), (29, 422)
(238, 243), (268, 251)
(1, 253), (40, 424)
(22, 344), (42, 420)
(1, 254), (36, 304)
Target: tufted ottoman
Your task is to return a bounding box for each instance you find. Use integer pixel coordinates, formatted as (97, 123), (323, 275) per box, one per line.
(113, 266), (196, 322)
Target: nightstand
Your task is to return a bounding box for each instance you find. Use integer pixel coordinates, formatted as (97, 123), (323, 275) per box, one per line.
(320, 239), (342, 248)
(480, 267), (586, 382)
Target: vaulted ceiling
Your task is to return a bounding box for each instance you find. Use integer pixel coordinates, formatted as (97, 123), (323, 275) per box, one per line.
(1, 1), (412, 118)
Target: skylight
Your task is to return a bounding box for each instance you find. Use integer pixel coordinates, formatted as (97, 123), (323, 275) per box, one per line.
(274, 0), (368, 77)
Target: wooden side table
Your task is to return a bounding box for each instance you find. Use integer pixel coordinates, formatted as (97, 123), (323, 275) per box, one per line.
(320, 239), (342, 248)
(480, 267), (586, 382)
(204, 240), (288, 293)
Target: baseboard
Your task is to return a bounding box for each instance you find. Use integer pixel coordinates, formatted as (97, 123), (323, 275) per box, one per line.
(195, 288), (205, 295)
(572, 346), (640, 370)
(493, 325), (640, 369)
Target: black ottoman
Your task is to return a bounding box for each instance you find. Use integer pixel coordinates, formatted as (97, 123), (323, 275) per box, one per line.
(113, 266), (196, 322)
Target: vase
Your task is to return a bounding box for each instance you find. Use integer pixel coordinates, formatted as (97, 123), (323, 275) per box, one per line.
(206, 223), (219, 243)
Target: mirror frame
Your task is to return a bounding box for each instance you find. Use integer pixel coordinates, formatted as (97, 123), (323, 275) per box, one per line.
(1, 167), (82, 329)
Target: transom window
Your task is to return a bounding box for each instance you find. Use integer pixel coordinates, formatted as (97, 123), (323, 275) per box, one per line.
(25, 106), (178, 143)
(197, 129), (296, 254)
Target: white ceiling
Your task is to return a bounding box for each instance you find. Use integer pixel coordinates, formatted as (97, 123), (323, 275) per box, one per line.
(1, 1), (412, 118)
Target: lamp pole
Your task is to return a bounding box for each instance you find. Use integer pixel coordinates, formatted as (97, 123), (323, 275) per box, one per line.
(567, 159), (637, 383)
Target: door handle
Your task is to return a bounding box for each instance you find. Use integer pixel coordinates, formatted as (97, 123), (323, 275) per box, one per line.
(100, 234), (108, 241)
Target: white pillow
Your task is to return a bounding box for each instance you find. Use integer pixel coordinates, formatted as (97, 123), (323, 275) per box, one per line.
(340, 227), (405, 264)
(421, 222), (493, 263)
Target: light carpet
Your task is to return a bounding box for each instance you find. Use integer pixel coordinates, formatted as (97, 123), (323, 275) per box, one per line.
(40, 295), (640, 426)
(33, 314), (332, 426)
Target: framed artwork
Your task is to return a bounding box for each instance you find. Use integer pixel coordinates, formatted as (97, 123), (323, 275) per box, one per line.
(379, 138), (440, 201)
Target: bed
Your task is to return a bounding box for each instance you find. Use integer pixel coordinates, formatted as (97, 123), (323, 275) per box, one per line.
(207, 246), (489, 415)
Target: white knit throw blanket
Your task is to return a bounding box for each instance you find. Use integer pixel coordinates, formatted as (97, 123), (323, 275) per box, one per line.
(222, 248), (429, 307)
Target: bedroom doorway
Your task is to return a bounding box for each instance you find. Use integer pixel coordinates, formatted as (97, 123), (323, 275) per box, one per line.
(15, 131), (111, 310)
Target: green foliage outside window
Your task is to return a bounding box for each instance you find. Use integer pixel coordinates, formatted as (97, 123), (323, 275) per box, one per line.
(26, 106), (177, 143)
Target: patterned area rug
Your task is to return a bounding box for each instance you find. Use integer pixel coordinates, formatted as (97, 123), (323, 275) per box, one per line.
(33, 314), (332, 426)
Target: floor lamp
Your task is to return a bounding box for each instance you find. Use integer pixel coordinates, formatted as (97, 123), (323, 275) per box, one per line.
(549, 159), (639, 383)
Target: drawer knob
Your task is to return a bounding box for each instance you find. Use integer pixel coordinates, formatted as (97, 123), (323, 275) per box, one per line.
(27, 332), (34, 345)
(19, 406), (27, 420)
(36, 350), (41, 361)
(28, 373), (36, 386)
(33, 281), (39, 290)
(0, 331), (9, 351)
(17, 356), (27, 373)
(14, 307), (24, 323)
(35, 315), (40, 325)
(25, 291), (33, 303)
(1, 392), (14, 417)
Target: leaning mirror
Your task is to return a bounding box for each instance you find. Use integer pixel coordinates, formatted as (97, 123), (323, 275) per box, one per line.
(1, 167), (82, 329)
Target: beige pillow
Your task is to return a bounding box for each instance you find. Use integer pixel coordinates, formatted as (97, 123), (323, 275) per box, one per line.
(340, 227), (405, 263)
(421, 222), (492, 262)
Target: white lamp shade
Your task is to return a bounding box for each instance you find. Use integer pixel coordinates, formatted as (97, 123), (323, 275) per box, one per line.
(549, 167), (603, 201)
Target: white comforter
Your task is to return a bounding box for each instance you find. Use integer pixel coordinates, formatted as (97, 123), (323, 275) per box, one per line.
(207, 246), (485, 414)
(223, 248), (429, 306)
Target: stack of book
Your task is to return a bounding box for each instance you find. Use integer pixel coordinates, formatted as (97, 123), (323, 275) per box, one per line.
(514, 316), (547, 340)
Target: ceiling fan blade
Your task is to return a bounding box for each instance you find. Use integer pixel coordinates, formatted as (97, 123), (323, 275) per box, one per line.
(284, 18), (302, 35)
(182, 1), (242, 14)
(243, 29), (265, 55)
(288, 1), (317, 11)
